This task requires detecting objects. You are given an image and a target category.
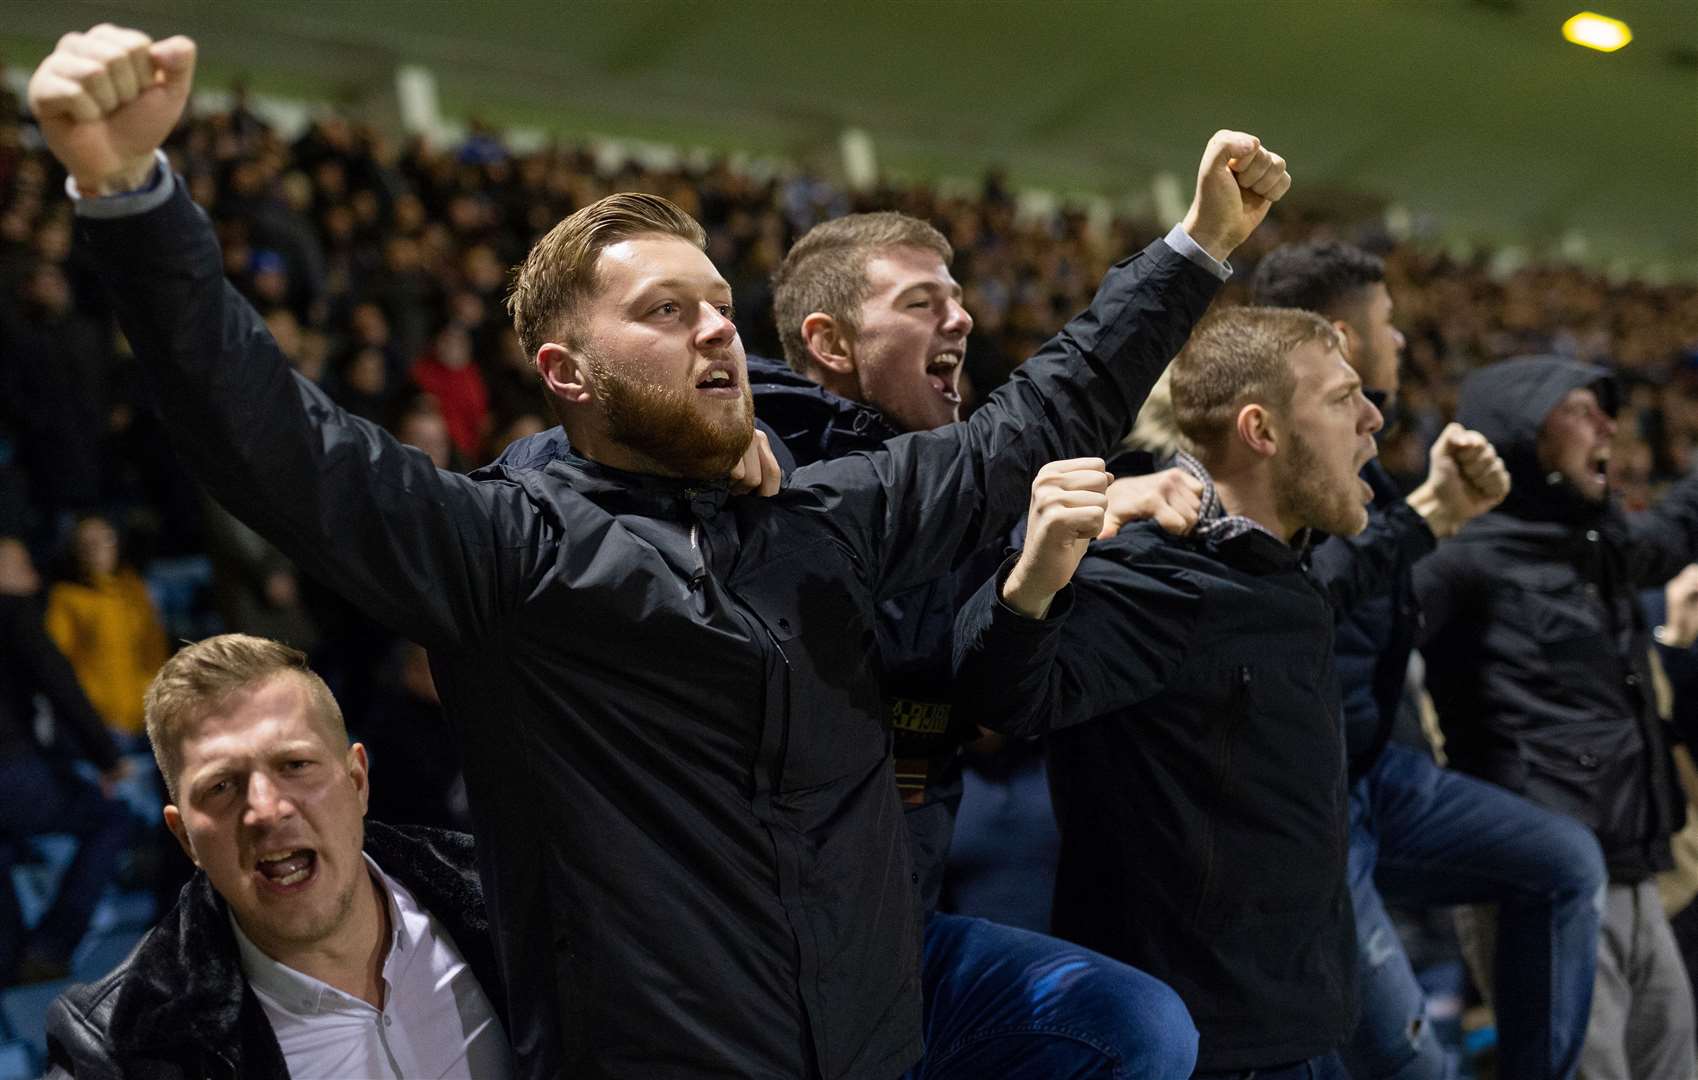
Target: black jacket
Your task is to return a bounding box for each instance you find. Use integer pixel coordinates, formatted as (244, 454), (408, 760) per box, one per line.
(44, 822), (501, 1080)
(0, 593), (119, 769)
(78, 178), (1220, 1079)
(1417, 357), (1697, 882)
(745, 356), (1000, 912)
(952, 508), (1428, 1072)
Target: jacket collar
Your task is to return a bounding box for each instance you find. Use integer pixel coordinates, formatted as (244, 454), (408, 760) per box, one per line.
(104, 822), (501, 1060)
(1172, 451), (1306, 573)
(746, 354), (900, 464)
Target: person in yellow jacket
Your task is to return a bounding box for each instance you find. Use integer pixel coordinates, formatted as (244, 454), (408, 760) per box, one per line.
(45, 516), (168, 737)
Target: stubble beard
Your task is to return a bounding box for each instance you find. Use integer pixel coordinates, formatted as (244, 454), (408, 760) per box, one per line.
(1274, 430), (1369, 538)
(585, 348), (754, 480)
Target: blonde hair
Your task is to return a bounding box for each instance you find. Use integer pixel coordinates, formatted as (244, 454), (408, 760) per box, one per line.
(144, 634), (345, 801)
(506, 192), (708, 362)
(1169, 305), (1341, 451)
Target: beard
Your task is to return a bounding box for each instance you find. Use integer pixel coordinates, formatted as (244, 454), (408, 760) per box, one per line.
(584, 347), (754, 480)
(1273, 430), (1369, 538)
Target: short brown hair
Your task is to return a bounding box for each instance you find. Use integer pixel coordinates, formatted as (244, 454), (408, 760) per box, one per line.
(144, 634), (346, 802)
(772, 212), (953, 373)
(506, 192), (708, 364)
(1169, 305), (1341, 450)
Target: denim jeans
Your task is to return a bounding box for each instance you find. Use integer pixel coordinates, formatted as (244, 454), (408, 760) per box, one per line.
(0, 752), (133, 977)
(903, 912), (1197, 1080)
(1344, 744), (1605, 1080)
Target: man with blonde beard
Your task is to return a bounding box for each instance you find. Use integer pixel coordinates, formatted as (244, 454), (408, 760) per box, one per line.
(31, 23), (1286, 1078)
(953, 307), (1507, 1076)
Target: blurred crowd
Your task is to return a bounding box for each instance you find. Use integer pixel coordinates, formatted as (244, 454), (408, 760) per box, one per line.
(2, 75), (1697, 958)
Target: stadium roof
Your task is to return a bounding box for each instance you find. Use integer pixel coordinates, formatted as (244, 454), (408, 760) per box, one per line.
(6, 0), (1695, 277)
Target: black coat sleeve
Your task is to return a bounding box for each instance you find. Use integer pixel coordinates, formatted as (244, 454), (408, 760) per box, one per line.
(951, 540), (1203, 737)
(1308, 501), (1437, 619)
(76, 181), (558, 651)
(1626, 469), (1698, 587)
(798, 240), (1221, 599)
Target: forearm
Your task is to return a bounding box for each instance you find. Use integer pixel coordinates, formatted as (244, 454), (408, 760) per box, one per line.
(74, 175), (530, 648)
(863, 237), (1222, 595)
(1312, 501), (1437, 616)
(952, 560), (1074, 737)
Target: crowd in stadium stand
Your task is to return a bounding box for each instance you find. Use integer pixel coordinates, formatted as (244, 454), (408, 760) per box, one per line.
(6, 60), (1698, 1076)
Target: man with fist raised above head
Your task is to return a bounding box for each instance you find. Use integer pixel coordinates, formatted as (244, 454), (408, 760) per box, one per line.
(952, 305), (1511, 1078)
(31, 23), (1286, 1078)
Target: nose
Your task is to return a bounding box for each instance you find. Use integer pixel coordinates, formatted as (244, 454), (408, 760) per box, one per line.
(242, 772), (296, 830)
(696, 301), (737, 351)
(1393, 327), (1407, 353)
(1362, 395), (1385, 437)
(942, 297), (973, 339)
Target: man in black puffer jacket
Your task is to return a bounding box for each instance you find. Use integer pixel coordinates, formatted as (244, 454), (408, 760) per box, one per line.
(45, 635), (511, 1079)
(1418, 356), (1698, 1076)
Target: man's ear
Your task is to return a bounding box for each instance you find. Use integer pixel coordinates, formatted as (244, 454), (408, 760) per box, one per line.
(1236, 403), (1279, 459)
(347, 743), (370, 817)
(801, 313), (855, 376)
(163, 804), (199, 867)
(537, 342), (594, 406)
(1332, 318), (1361, 363)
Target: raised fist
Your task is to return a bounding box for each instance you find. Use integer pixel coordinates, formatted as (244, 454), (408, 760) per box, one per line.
(1002, 458), (1112, 619)
(27, 24), (196, 195)
(1181, 129), (1291, 263)
(1408, 423), (1511, 538)
(1100, 467), (1204, 539)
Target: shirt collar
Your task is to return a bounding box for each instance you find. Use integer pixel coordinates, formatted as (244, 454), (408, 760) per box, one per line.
(229, 853), (406, 1016)
(1171, 450), (1285, 545)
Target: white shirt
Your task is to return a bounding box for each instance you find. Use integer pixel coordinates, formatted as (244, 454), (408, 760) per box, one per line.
(231, 855), (513, 1080)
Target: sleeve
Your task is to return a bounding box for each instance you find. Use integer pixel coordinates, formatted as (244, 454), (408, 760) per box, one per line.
(1412, 540), (1477, 649)
(74, 179), (559, 651)
(1308, 500), (1437, 619)
(5, 601), (120, 772)
(800, 238), (1223, 599)
(951, 543), (1201, 736)
(1626, 469), (1698, 587)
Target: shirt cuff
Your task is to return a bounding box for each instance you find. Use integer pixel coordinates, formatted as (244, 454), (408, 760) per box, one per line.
(1162, 222), (1232, 282)
(66, 149), (176, 219)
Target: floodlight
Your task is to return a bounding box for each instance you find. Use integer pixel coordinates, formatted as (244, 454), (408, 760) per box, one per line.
(1563, 12), (1632, 52)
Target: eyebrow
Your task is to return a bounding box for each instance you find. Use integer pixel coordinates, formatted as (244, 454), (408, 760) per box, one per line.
(895, 279), (964, 300)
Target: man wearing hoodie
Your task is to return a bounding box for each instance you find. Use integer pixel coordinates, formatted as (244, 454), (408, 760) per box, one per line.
(1417, 357), (1698, 1077)
(1253, 242), (1606, 1080)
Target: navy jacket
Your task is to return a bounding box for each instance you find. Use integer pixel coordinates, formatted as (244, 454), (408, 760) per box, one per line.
(1418, 357), (1697, 881)
(1310, 459), (1436, 779)
(77, 177), (1220, 1080)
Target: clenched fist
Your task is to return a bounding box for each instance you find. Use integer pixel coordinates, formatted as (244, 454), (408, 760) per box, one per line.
(1002, 458), (1112, 619)
(1406, 423), (1511, 539)
(1181, 129), (1291, 263)
(27, 24), (196, 195)
(1101, 467), (1204, 539)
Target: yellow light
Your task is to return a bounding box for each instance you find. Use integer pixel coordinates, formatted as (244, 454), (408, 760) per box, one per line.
(1563, 12), (1633, 52)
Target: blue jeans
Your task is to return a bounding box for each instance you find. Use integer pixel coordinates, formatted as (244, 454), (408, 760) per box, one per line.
(0, 752), (132, 977)
(904, 912), (1197, 1080)
(1344, 744), (1605, 1080)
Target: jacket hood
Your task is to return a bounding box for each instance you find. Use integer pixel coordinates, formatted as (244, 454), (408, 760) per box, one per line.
(745, 353), (899, 467)
(1456, 355), (1616, 523)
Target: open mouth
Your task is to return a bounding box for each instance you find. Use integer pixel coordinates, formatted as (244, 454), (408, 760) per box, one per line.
(254, 848), (318, 892)
(695, 365), (741, 398)
(925, 353), (963, 406)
